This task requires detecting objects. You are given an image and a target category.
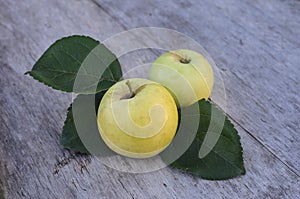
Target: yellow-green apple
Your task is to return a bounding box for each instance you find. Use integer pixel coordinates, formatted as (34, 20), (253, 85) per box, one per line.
(149, 49), (214, 107)
(97, 78), (178, 158)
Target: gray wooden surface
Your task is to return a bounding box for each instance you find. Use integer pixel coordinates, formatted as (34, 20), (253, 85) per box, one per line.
(0, 0), (299, 198)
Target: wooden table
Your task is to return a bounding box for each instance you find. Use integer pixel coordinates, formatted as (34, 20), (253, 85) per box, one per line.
(0, 0), (299, 198)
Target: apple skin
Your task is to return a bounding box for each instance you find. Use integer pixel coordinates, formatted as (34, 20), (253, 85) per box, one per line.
(97, 78), (178, 158)
(149, 49), (214, 107)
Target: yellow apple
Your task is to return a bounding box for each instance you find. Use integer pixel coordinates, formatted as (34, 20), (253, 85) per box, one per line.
(149, 49), (214, 107)
(97, 78), (178, 158)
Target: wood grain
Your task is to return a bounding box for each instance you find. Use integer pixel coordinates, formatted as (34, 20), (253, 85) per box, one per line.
(0, 0), (299, 198)
(96, 0), (300, 175)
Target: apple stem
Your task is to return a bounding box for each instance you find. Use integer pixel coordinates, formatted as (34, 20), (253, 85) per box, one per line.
(170, 51), (191, 64)
(120, 81), (136, 100)
(125, 81), (135, 98)
(180, 57), (191, 64)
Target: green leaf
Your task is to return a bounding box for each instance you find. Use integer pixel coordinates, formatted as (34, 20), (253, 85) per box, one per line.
(171, 99), (245, 180)
(26, 35), (122, 93)
(60, 104), (89, 153)
(60, 91), (115, 155)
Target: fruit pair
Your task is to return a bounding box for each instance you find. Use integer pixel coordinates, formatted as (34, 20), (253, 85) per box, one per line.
(97, 49), (214, 158)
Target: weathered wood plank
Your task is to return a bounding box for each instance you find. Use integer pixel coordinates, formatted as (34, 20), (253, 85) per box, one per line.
(96, 0), (300, 175)
(0, 0), (299, 198)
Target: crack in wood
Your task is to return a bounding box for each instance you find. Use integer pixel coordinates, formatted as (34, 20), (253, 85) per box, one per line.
(89, 0), (127, 30)
(53, 152), (91, 175)
(117, 178), (135, 199)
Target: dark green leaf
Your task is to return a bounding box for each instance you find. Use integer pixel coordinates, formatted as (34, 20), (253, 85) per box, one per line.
(26, 35), (122, 93)
(60, 90), (115, 156)
(171, 99), (245, 180)
(60, 104), (89, 153)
